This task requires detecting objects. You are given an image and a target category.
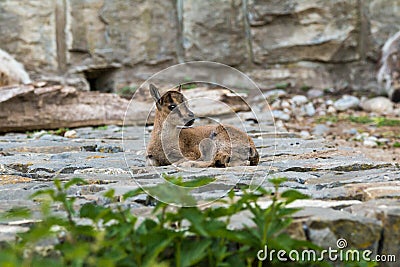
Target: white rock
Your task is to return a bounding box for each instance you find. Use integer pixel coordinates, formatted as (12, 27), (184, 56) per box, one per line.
(333, 95), (360, 111)
(291, 95), (309, 105)
(281, 100), (291, 108)
(366, 136), (378, 142)
(272, 110), (290, 121)
(263, 89), (287, 100)
(300, 130), (311, 138)
(307, 89), (324, 99)
(64, 130), (77, 138)
(326, 99), (333, 106)
(360, 97), (393, 114)
(313, 124), (329, 136)
(363, 139), (378, 148)
(327, 106), (336, 114)
(303, 102), (316, 117)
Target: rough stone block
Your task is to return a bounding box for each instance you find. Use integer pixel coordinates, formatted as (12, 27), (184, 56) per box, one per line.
(182, 0), (248, 65)
(68, 0), (179, 67)
(0, 0), (58, 72)
(249, 0), (359, 64)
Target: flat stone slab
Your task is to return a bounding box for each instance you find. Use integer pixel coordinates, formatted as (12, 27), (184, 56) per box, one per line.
(0, 125), (399, 257)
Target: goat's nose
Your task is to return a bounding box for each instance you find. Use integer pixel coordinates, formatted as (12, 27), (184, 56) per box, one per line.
(188, 111), (195, 118)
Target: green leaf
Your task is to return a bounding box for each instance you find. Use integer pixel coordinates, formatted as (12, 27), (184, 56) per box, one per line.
(269, 177), (287, 187)
(64, 177), (87, 189)
(281, 189), (309, 204)
(180, 239), (212, 267)
(0, 207), (31, 221)
(122, 188), (145, 200)
(103, 189), (116, 199)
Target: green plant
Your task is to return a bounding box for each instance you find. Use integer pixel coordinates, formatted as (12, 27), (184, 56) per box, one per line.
(93, 125), (108, 130)
(275, 82), (289, 90)
(181, 84), (197, 90)
(51, 128), (69, 136)
(118, 86), (137, 96)
(0, 177), (372, 267)
(300, 85), (311, 92)
(393, 141), (400, 148)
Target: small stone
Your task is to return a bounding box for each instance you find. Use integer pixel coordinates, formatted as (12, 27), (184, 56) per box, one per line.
(377, 138), (390, 144)
(326, 99), (333, 106)
(361, 97), (394, 114)
(272, 110), (290, 121)
(281, 100), (290, 108)
(291, 95), (309, 105)
(303, 102), (316, 117)
(64, 130), (77, 138)
(31, 130), (47, 139)
(33, 81), (47, 88)
(327, 106), (336, 114)
(363, 139), (378, 148)
(312, 124), (329, 136)
(300, 130), (311, 138)
(366, 136), (378, 142)
(343, 128), (358, 135)
(307, 89), (324, 99)
(333, 95), (360, 111)
(263, 89), (287, 100)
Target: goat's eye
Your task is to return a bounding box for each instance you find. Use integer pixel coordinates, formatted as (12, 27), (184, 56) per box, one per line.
(168, 104), (176, 111)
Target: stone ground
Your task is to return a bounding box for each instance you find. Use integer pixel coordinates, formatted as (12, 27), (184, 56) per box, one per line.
(0, 118), (399, 264)
(0, 89), (400, 266)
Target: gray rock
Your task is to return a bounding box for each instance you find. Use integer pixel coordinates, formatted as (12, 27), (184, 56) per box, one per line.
(307, 89), (324, 99)
(263, 89), (287, 100)
(272, 110), (290, 121)
(299, 130), (311, 138)
(0, 0), (58, 73)
(333, 95), (360, 111)
(303, 102), (316, 117)
(361, 96), (394, 113)
(312, 124), (329, 136)
(249, 0), (359, 64)
(363, 139), (378, 148)
(183, 0), (246, 65)
(69, 0), (178, 66)
(291, 95), (309, 105)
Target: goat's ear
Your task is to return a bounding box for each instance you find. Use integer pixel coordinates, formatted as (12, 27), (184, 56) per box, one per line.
(177, 84), (182, 92)
(149, 84), (162, 110)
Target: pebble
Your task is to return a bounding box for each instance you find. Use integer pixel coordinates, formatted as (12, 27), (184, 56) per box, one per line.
(31, 130), (47, 139)
(281, 100), (290, 108)
(272, 110), (291, 121)
(327, 106), (336, 114)
(263, 89), (287, 100)
(333, 95), (360, 111)
(360, 97), (393, 114)
(291, 95), (309, 106)
(363, 139), (378, 148)
(307, 89), (324, 99)
(64, 130), (77, 138)
(343, 128), (358, 135)
(303, 102), (316, 117)
(312, 124), (329, 136)
(300, 130), (311, 138)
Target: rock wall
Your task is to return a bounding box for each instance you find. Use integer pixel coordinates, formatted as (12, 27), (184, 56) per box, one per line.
(0, 0), (399, 92)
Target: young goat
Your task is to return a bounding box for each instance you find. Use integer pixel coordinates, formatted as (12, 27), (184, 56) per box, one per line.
(146, 84), (259, 168)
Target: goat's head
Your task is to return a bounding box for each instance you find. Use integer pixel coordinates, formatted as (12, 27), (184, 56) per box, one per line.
(150, 84), (196, 127)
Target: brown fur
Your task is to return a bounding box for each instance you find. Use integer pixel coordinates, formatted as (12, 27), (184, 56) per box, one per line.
(146, 84), (259, 167)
